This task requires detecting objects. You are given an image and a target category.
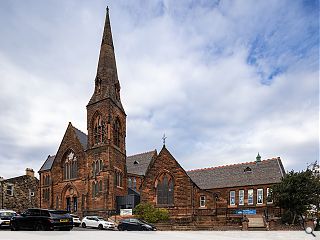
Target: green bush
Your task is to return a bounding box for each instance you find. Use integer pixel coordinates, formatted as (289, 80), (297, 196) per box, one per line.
(133, 203), (169, 223)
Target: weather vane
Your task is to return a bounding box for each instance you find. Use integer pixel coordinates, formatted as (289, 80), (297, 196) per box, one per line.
(162, 133), (167, 146)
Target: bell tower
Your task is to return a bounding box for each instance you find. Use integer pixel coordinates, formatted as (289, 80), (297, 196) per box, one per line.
(86, 7), (127, 211)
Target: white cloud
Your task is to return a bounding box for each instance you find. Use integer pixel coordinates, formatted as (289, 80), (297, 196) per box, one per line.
(0, 0), (318, 178)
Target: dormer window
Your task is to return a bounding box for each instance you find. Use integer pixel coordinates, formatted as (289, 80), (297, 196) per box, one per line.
(95, 77), (102, 93)
(244, 167), (252, 172)
(93, 115), (106, 145)
(113, 118), (121, 147)
(134, 160), (139, 165)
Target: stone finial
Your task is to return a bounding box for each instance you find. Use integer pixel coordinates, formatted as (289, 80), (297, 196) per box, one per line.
(256, 152), (261, 162)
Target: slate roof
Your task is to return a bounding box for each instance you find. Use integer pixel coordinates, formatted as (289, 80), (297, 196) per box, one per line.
(187, 158), (285, 189)
(126, 150), (156, 176)
(39, 155), (55, 172)
(73, 126), (88, 150)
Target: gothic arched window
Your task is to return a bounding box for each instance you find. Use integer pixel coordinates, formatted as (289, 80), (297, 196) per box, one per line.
(63, 151), (77, 180)
(92, 159), (103, 178)
(93, 115), (106, 145)
(113, 118), (121, 147)
(156, 173), (174, 205)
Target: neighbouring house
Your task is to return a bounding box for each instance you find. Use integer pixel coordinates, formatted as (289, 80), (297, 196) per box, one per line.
(0, 168), (39, 213)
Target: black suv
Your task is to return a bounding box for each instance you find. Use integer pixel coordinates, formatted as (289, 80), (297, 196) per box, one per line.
(117, 218), (156, 231)
(10, 208), (73, 231)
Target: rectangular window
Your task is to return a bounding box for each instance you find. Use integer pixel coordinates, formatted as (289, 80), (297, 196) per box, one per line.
(248, 189), (253, 205)
(257, 188), (263, 204)
(6, 185), (13, 196)
(200, 196), (206, 207)
(239, 190), (244, 205)
(267, 188), (273, 204)
(229, 191), (235, 206)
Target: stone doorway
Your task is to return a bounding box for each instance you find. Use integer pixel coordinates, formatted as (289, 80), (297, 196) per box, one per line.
(62, 185), (79, 214)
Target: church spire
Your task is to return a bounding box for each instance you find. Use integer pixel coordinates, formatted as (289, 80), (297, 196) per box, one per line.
(88, 7), (123, 111)
(101, 6), (113, 49)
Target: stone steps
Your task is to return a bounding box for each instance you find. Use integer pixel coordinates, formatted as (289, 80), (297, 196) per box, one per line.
(248, 215), (266, 230)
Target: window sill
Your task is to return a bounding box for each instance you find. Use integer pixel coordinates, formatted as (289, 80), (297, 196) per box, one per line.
(156, 204), (174, 208)
(63, 178), (78, 182)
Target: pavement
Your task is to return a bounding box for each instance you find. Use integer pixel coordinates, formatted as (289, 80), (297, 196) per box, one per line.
(0, 231), (318, 240)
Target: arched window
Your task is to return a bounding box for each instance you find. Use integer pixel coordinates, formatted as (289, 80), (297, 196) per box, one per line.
(64, 151), (77, 180)
(92, 160), (103, 178)
(115, 171), (122, 187)
(99, 181), (103, 192)
(113, 118), (121, 147)
(99, 159), (103, 171)
(93, 115), (106, 145)
(156, 173), (174, 205)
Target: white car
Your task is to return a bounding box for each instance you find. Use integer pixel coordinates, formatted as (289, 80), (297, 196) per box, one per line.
(0, 210), (17, 228)
(81, 216), (115, 230)
(70, 214), (81, 227)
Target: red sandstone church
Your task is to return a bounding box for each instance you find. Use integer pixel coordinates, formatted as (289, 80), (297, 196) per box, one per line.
(38, 8), (285, 220)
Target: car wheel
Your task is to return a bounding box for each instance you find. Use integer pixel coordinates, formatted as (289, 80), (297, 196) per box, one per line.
(11, 223), (19, 231)
(117, 226), (123, 231)
(98, 224), (103, 230)
(35, 224), (45, 231)
(82, 222), (86, 228)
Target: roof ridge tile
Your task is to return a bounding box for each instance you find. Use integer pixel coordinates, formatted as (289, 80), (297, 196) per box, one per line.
(127, 150), (156, 158)
(187, 158), (279, 172)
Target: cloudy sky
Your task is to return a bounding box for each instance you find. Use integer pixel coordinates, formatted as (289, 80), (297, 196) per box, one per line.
(0, 0), (318, 179)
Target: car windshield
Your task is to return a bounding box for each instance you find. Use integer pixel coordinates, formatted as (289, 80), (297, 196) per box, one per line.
(49, 210), (70, 218)
(0, 212), (16, 217)
(138, 219), (148, 224)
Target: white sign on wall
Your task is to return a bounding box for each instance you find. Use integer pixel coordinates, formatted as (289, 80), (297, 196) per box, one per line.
(120, 209), (133, 216)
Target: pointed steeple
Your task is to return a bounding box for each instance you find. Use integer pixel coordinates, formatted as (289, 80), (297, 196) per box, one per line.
(88, 7), (124, 112)
(101, 6), (114, 49)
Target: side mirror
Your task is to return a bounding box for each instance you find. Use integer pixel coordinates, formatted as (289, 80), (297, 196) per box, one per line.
(21, 213), (26, 217)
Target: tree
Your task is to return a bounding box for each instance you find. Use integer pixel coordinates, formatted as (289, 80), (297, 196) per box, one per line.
(272, 169), (320, 224)
(133, 203), (169, 223)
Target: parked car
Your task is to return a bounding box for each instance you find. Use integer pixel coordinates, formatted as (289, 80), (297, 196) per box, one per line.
(70, 214), (81, 227)
(117, 218), (156, 231)
(81, 216), (115, 230)
(10, 208), (73, 231)
(0, 210), (18, 229)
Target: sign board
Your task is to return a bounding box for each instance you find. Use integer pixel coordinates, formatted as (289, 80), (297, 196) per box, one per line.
(234, 209), (256, 215)
(120, 209), (133, 216)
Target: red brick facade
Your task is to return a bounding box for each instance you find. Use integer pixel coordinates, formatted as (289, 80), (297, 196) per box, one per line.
(38, 9), (285, 221)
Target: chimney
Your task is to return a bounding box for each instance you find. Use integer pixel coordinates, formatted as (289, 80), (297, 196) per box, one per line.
(26, 168), (34, 177)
